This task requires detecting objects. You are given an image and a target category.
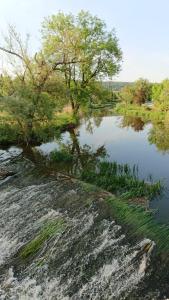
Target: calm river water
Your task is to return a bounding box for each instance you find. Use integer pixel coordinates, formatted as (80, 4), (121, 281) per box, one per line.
(37, 114), (169, 223)
(1, 114), (169, 299)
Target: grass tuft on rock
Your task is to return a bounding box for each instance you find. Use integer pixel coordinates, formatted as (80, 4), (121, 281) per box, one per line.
(20, 219), (65, 259)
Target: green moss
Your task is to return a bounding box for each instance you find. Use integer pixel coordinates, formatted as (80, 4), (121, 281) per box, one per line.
(107, 196), (169, 253)
(20, 219), (65, 259)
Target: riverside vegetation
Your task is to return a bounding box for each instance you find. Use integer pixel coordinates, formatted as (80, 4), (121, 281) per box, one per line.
(116, 78), (169, 122)
(1, 10), (169, 266)
(0, 11), (121, 144)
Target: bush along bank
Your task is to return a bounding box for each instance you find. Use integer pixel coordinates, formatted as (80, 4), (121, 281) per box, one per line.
(115, 103), (165, 123)
(0, 112), (78, 146)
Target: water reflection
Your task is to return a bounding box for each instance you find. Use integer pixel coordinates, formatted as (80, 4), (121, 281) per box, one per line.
(148, 122), (169, 153)
(85, 117), (103, 134)
(119, 115), (169, 154)
(120, 116), (145, 132)
(49, 127), (107, 175)
(24, 113), (169, 222)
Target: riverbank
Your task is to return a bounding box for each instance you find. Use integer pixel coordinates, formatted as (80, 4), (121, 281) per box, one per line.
(0, 112), (78, 146)
(0, 150), (169, 299)
(41, 143), (169, 258)
(115, 103), (165, 122)
(1, 111), (169, 297)
(0, 152), (154, 299)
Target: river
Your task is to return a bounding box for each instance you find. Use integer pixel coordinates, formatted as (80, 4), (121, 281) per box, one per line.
(37, 114), (169, 223)
(0, 114), (169, 299)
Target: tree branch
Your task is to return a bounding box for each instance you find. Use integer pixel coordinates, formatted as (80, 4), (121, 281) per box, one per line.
(0, 46), (23, 60)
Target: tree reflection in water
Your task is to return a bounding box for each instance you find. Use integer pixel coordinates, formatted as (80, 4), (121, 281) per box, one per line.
(120, 116), (145, 132)
(120, 115), (169, 153)
(47, 127), (107, 176)
(148, 122), (169, 153)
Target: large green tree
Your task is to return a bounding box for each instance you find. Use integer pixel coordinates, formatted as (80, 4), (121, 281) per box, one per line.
(120, 78), (151, 106)
(0, 26), (69, 142)
(42, 10), (122, 113)
(152, 79), (169, 111)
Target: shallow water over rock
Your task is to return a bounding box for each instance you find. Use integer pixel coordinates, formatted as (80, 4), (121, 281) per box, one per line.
(0, 150), (160, 299)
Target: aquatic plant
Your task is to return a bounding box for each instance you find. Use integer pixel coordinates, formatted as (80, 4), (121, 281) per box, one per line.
(107, 196), (169, 253)
(20, 218), (65, 259)
(80, 161), (161, 199)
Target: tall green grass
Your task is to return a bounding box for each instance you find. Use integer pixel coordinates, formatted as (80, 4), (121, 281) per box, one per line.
(107, 196), (169, 253)
(80, 161), (161, 199)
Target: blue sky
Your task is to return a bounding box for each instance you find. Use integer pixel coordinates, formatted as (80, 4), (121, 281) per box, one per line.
(0, 0), (169, 82)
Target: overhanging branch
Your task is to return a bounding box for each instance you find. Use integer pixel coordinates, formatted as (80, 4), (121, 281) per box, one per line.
(0, 46), (23, 60)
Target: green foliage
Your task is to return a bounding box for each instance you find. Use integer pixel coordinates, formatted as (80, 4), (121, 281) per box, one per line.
(102, 81), (131, 91)
(115, 103), (165, 123)
(20, 219), (65, 259)
(120, 79), (151, 105)
(42, 10), (122, 112)
(152, 82), (163, 103)
(85, 82), (117, 107)
(1, 86), (55, 143)
(80, 161), (161, 199)
(119, 78), (169, 113)
(50, 149), (73, 163)
(157, 80), (169, 111)
(4, 86), (54, 121)
(107, 196), (169, 252)
(0, 74), (14, 97)
(0, 26), (70, 143)
(0, 112), (77, 146)
(119, 85), (135, 105)
(0, 123), (20, 145)
(151, 79), (169, 112)
(0, 13), (122, 145)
